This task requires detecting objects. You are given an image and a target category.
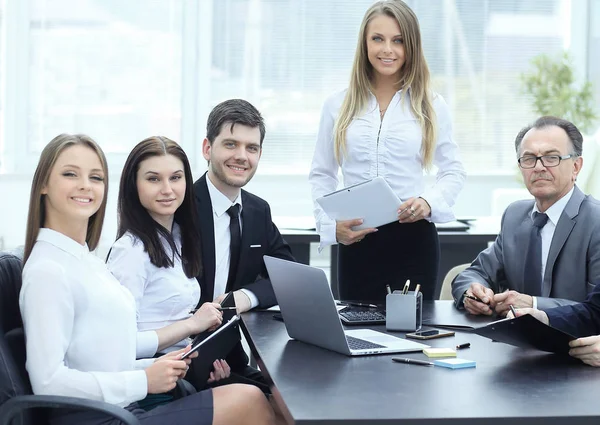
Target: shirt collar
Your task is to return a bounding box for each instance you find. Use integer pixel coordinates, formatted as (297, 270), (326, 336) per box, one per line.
(531, 186), (575, 226)
(206, 174), (243, 218)
(37, 228), (89, 259)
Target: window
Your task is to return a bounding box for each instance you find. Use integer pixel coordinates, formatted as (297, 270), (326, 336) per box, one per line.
(589, 0), (600, 109)
(5, 0), (183, 173)
(207, 0), (574, 175)
(0, 0), (4, 172)
(1, 0), (594, 175)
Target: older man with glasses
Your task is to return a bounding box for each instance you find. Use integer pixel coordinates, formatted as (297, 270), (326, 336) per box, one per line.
(452, 116), (600, 316)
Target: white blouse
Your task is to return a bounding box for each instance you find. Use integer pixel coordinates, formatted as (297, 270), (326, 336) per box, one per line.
(309, 89), (466, 249)
(20, 228), (155, 407)
(107, 223), (200, 352)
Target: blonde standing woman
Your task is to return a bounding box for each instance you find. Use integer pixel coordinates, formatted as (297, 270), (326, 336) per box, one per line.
(309, 0), (466, 303)
(20, 133), (276, 425)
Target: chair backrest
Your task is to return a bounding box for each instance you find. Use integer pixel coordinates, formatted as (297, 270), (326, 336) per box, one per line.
(0, 250), (35, 419)
(439, 263), (470, 301)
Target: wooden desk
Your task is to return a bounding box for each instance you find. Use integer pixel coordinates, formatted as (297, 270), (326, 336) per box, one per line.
(241, 301), (600, 425)
(281, 220), (499, 299)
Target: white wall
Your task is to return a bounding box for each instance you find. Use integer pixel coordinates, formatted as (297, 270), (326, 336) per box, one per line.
(0, 171), (522, 252)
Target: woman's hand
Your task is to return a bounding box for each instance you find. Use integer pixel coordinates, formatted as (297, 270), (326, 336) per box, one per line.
(207, 359), (231, 383)
(336, 219), (377, 245)
(187, 302), (223, 334)
(146, 346), (193, 393)
(398, 197), (431, 223)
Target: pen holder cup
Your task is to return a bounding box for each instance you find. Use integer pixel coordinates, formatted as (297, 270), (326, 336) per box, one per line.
(385, 291), (423, 332)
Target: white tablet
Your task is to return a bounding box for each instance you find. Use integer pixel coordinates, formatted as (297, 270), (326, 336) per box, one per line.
(316, 177), (402, 230)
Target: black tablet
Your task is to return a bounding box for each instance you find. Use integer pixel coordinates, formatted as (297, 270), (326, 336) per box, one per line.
(181, 315), (240, 360)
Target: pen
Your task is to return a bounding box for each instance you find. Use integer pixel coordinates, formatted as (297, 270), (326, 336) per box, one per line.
(386, 284), (392, 295)
(392, 357), (434, 366)
(414, 284), (421, 297)
(189, 306), (236, 314)
(509, 304), (518, 318)
(463, 293), (484, 303)
(339, 301), (379, 309)
(402, 279), (411, 295)
(456, 342), (471, 350)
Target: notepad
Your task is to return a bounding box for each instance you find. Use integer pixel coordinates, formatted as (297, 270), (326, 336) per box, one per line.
(423, 348), (457, 358)
(434, 358), (476, 369)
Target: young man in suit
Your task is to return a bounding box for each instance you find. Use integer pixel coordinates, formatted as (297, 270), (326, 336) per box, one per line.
(509, 283), (600, 367)
(194, 98), (295, 387)
(452, 116), (600, 316)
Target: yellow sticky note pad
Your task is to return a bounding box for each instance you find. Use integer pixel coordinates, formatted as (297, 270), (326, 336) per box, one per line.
(423, 348), (457, 358)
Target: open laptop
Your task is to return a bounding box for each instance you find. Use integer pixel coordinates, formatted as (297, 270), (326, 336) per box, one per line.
(264, 256), (429, 356)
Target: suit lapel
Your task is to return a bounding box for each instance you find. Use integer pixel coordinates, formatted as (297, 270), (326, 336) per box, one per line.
(194, 174), (216, 303)
(543, 186), (584, 296)
(229, 190), (254, 291)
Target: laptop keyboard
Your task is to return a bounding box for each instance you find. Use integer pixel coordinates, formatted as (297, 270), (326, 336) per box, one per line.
(339, 309), (386, 325)
(346, 335), (386, 350)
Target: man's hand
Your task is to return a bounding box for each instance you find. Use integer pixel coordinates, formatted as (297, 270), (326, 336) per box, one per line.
(569, 336), (600, 367)
(336, 219), (377, 245)
(463, 283), (495, 316)
(506, 307), (549, 325)
(493, 290), (533, 316)
(214, 290), (252, 314)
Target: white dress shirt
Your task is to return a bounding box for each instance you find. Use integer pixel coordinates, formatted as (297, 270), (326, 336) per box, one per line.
(206, 175), (259, 308)
(20, 228), (155, 407)
(530, 186), (575, 308)
(309, 89), (466, 249)
(107, 223), (199, 352)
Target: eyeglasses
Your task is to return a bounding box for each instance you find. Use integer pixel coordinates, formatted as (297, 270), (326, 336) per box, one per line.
(517, 154), (575, 169)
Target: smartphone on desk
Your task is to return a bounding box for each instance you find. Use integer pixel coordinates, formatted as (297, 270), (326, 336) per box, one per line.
(405, 328), (455, 340)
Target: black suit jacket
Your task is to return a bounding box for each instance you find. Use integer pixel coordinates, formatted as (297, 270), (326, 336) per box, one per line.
(194, 173), (295, 308)
(545, 283), (600, 338)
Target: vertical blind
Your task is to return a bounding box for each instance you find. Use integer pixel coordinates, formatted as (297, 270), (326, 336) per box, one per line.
(2, 0), (585, 175)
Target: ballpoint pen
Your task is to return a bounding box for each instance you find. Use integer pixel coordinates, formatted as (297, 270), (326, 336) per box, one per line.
(189, 306), (237, 314)
(392, 357), (434, 366)
(386, 284), (392, 295)
(509, 304), (518, 318)
(414, 284), (421, 297)
(402, 279), (411, 295)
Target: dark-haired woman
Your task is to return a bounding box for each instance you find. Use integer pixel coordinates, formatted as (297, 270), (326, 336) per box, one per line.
(107, 136), (229, 385)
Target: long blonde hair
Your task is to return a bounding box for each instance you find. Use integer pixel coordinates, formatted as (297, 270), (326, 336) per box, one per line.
(24, 134), (109, 263)
(334, 0), (437, 169)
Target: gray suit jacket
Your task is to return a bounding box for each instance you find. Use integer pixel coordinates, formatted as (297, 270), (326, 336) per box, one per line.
(452, 186), (600, 310)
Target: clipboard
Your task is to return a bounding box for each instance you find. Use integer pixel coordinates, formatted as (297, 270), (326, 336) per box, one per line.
(316, 177), (402, 230)
(471, 313), (576, 354)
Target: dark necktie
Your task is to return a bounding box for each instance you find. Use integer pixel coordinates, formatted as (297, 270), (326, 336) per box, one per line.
(523, 212), (549, 296)
(226, 204), (241, 290)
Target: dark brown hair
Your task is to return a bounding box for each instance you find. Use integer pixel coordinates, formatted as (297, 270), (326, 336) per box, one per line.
(116, 136), (202, 278)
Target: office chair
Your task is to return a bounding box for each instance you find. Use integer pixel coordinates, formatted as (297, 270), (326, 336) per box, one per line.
(0, 250), (140, 425)
(439, 263), (469, 300)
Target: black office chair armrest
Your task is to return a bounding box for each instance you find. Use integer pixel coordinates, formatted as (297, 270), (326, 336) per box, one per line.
(173, 379), (196, 399)
(0, 395), (140, 425)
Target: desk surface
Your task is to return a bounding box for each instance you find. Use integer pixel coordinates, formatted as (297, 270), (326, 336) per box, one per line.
(241, 301), (600, 425)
